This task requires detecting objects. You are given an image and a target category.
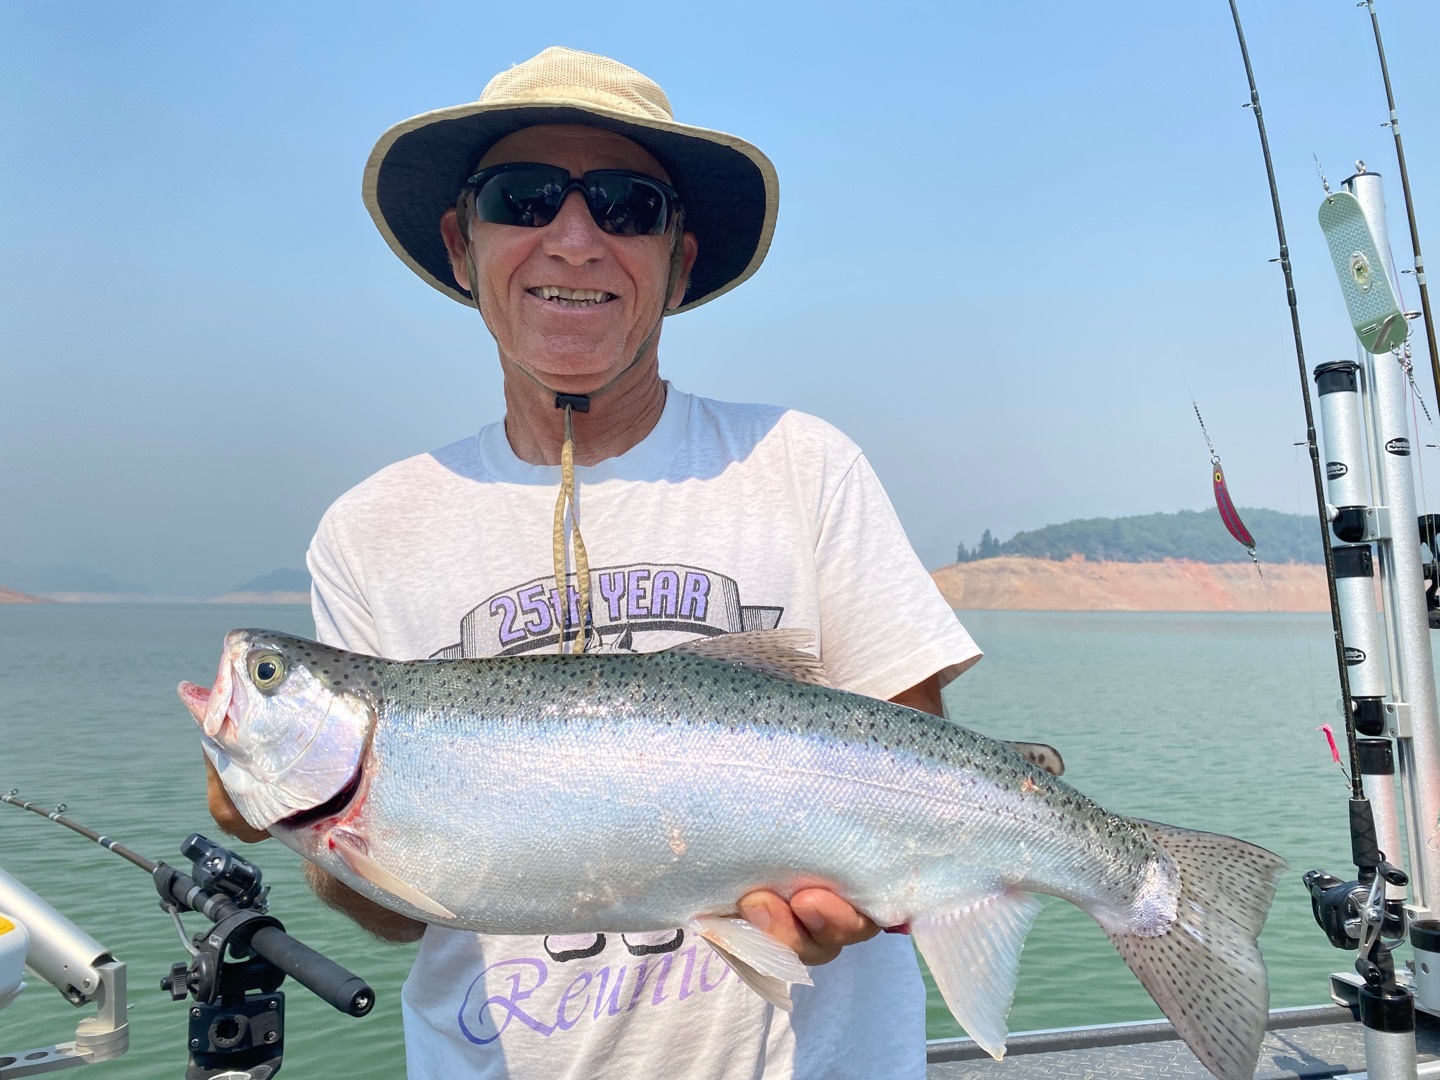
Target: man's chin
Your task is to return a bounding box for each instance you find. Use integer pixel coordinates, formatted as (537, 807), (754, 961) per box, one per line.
(507, 350), (654, 397)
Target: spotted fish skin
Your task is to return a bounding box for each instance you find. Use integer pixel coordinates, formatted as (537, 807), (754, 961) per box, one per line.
(181, 628), (1284, 1080)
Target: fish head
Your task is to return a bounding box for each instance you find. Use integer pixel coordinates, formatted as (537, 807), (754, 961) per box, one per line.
(179, 629), (377, 832)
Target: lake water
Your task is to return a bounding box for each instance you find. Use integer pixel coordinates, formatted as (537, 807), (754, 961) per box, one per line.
(0, 604), (1402, 1075)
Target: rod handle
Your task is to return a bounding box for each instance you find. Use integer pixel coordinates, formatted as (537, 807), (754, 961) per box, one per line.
(246, 925), (375, 1017)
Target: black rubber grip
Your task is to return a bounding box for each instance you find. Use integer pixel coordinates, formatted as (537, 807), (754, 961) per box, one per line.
(247, 925), (375, 1016)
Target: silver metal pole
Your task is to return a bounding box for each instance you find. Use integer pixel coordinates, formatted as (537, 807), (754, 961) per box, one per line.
(1349, 170), (1440, 917)
(0, 866), (129, 1072)
(0, 867), (110, 1004)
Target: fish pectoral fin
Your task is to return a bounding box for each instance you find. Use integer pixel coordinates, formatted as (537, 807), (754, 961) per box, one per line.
(665, 630), (830, 687)
(330, 828), (456, 921)
(911, 890), (1044, 1061)
(689, 914), (813, 1011)
(1001, 741), (1066, 777)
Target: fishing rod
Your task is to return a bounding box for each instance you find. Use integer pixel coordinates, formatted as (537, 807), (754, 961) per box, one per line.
(1225, 0), (1365, 807)
(1226, 6), (1420, 1075)
(1360, 0), (1439, 406)
(1, 791), (374, 1080)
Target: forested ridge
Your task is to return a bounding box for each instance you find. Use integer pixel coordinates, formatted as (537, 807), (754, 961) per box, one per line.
(955, 509), (1324, 564)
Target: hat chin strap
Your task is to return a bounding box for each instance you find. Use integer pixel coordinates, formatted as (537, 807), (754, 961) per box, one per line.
(462, 232), (686, 655)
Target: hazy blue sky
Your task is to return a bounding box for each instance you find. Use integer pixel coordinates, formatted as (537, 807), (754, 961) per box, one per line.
(3, 1), (1438, 596)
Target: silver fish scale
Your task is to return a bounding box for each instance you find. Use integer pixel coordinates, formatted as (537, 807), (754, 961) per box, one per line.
(272, 645), (1170, 934)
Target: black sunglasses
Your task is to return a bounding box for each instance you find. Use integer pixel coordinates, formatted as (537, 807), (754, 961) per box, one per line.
(464, 162), (682, 237)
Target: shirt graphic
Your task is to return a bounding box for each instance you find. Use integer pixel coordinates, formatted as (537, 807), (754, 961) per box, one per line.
(454, 929), (740, 1047)
(430, 562), (783, 658)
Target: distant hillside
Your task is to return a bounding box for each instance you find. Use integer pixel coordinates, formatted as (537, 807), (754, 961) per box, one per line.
(933, 556), (1326, 611)
(957, 509), (1323, 565)
(212, 567), (311, 605)
(0, 560), (148, 595)
(230, 568), (311, 594)
(0, 585), (49, 604)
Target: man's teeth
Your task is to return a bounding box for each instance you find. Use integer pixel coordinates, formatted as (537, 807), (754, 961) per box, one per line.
(533, 286), (614, 306)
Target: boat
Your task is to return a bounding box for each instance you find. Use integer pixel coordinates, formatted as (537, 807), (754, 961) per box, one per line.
(919, 2), (1440, 1076)
(4, 5), (1439, 1079)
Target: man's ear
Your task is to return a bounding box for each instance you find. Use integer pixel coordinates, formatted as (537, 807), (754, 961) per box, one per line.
(440, 208), (470, 289)
(667, 230), (699, 310)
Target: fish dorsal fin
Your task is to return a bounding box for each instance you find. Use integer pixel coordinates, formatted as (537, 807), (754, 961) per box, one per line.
(910, 890), (1044, 1061)
(688, 914), (813, 1010)
(667, 630), (829, 687)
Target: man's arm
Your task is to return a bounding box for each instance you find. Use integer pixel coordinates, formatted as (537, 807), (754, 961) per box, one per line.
(738, 673), (943, 965)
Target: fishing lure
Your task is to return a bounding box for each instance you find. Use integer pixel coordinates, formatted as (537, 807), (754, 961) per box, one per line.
(1194, 402), (1259, 563)
(1212, 460), (1256, 551)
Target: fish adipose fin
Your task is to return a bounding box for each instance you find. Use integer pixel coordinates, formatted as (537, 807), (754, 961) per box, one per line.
(1001, 741), (1065, 777)
(667, 630), (830, 686)
(911, 890), (1044, 1060)
(1109, 821), (1286, 1080)
(330, 827), (457, 921)
(689, 914), (813, 1011)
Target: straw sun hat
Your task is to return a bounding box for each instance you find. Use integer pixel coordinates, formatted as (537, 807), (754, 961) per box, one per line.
(362, 47), (779, 314)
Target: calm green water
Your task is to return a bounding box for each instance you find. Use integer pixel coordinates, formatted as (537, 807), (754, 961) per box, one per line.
(0, 605), (1389, 1075)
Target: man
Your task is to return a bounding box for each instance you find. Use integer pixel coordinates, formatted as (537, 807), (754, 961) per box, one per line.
(208, 46), (980, 1078)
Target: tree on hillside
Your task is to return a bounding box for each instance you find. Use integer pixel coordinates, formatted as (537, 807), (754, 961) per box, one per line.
(953, 509), (1323, 564)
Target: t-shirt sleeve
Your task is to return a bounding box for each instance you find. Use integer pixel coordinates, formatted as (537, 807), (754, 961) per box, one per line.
(307, 507), (382, 656)
(814, 453), (981, 701)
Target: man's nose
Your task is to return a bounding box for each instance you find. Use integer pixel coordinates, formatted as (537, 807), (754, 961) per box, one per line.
(541, 191), (607, 262)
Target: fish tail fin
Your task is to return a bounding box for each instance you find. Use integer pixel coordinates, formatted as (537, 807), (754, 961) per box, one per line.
(1106, 820), (1286, 1080)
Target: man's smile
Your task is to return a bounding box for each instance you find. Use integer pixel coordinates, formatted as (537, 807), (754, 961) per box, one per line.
(528, 285), (617, 307)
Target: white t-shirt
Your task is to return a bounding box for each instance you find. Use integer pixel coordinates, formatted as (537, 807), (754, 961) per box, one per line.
(307, 387), (981, 1079)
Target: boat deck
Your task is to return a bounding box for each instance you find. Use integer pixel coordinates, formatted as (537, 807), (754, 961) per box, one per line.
(925, 1004), (1440, 1078)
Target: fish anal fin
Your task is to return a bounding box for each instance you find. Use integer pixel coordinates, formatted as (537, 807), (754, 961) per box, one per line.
(1107, 820), (1286, 1080)
(330, 827), (456, 921)
(911, 890), (1044, 1061)
(666, 630), (829, 686)
(689, 914), (813, 1011)
(1001, 741), (1065, 777)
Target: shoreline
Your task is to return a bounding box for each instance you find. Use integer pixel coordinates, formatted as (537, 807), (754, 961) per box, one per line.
(3, 559), (1326, 612)
(930, 555), (1327, 612)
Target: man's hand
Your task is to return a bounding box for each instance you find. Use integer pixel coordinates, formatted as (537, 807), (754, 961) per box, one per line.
(736, 674), (943, 965)
(204, 754), (270, 843)
(737, 888), (880, 965)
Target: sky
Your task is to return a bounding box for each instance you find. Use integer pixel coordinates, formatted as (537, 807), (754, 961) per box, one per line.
(3, 1), (1439, 597)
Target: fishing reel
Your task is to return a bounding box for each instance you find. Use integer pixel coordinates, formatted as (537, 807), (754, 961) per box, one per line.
(1304, 862), (1409, 985)
(156, 833), (374, 1080)
(182, 833), (269, 912)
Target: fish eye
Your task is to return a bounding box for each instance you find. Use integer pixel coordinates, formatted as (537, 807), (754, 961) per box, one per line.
(251, 655), (286, 689)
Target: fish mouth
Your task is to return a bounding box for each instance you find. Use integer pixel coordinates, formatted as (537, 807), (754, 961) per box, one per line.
(178, 632), (247, 744)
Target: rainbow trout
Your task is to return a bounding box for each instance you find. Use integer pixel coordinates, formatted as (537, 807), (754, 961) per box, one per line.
(180, 628), (1284, 1080)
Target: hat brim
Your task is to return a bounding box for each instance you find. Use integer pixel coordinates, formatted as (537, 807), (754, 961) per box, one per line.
(363, 101), (778, 313)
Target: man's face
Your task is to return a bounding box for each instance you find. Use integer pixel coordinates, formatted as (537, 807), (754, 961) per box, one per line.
(441, 125), (698, 395)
